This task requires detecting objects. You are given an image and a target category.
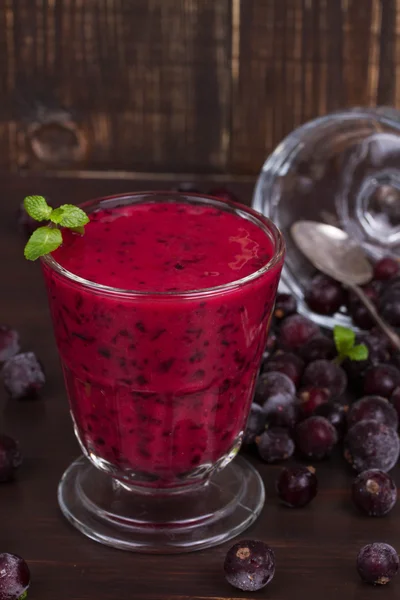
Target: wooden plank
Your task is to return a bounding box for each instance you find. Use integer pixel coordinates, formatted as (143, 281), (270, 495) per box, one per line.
(0, 0), (231, 173)
(377, 0), (396, 104)
(230, 0), (400, 174)
(342, 0), (375, 106)
(2, 0), (400, 175)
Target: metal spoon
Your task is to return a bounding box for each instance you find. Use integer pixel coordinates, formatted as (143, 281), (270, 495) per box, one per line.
(291, 220), (400, 351)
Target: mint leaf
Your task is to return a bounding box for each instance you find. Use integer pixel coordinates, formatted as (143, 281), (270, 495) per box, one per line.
(347, 344), (369, 361)
(24, 226), (63, 261)
(49, 205), (89, 228)
(23, 196), (89, 261)
(333, 324), (369, 363)
(334, 325), (355, 355)
(23, 196), (52, 221)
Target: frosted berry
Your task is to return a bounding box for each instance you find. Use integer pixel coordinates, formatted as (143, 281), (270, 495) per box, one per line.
(344, 420), (400, 472)
(276, 465), (318, 508)
(1, 352), (45, 399)
(295, 416), (337, 459)
(256, 428), (295, 463)
(357, 543), (399, 585)
(347, 395), (398, 430)
(352, 470), (397, 517)
(224, 540), (275, 591)
(278, 314), (319, 351)
(0, 553), (30, 600)
(0, 434), (22, 482)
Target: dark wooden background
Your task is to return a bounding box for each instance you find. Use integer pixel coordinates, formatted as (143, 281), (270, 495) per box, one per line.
(1, 0), (399, 177)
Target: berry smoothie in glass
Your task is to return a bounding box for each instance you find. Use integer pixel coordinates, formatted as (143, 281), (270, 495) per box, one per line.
(40, 191), (285, 552)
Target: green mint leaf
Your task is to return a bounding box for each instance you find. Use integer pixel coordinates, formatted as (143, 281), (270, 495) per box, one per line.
(334, 325), (355, 356)
(24, 226), (63, 261)
(347, 344), (369, 362)
(49, 205), (89, 228)
(18, 591), (28, 600)
(23, 195), (52, 221)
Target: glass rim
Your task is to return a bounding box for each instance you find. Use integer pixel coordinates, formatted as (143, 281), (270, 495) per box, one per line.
(41, 191), (285, 298)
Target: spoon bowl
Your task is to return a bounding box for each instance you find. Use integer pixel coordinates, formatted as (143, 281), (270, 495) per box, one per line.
(291, 221), (373, 286)
(291, 220), (400, 350)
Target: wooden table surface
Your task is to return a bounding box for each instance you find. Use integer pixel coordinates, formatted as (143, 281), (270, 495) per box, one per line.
(1, 172), (399, 600)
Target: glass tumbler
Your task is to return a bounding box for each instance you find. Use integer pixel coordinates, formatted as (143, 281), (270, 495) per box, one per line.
(41, 192), (285, 552)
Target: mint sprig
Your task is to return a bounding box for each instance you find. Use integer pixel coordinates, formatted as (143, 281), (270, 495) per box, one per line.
(23, 196), (89, 261)
(333, 325), (369, 363)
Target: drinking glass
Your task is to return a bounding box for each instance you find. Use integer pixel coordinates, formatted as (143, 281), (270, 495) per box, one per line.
(253, 107), (400, 330)
(41, 191), (285, 552)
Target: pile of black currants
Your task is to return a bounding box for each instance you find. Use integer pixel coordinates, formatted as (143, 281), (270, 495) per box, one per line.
(305, 255), (400, 330)
(244, 289), (400, 475)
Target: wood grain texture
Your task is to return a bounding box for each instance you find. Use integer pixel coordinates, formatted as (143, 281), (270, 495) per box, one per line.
(2, 0), (232, 173)
(1, 1), (400, 175)
(1, 173), (400, 600)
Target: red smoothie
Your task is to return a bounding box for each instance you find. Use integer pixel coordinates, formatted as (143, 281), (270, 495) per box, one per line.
(42, 195), (284, 488)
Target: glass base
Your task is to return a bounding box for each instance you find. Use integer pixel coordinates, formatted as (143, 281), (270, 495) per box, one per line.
(58, 454), (264, 553)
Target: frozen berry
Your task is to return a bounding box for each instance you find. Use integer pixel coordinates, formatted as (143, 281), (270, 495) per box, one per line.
(255, 371), (296, 403)
(208, 187), (239, 203)
(368, 279), (384, 295)
(278, 315), (320, 351)
(391, 352), (400, 371)
(348, 283), (380, 309)
(274, 293), (297, 320)
(344, 420), (400, 472)
(380, 291), (400, 327)
(363, 329), (391, 362)
(383, 275), (400, 295)
(357, 543), (399, 585)
(242, 404), (266, 446)
(0, 434), (22, 482)
(263, 351), (304, 387)
(302, 359), (347, 399)
(264, 331), (277, 355)
(349, 304), (375, 330)
(295, 416), (337, 459)
(299, 335), (336, 364)
(352, 469), (397, 516)
(297, 386), (330, 418)
(344, 331), (390, 390)
(390, 386), (400, 421)
(223, 540), (275, 591)
(276, 465), (318, 507)
(374, 256), (399, 280)
(347, 284), (379, 330)
(262, 395), (298, 429)
(305, 273), (345, 315)
(1, 352), (45, 399)
(0, 326), (20, 363)
(347, 395), (398, 430)
(256, 428), (295, 463)
(314, 402), (348, 437)
(0, 553), (30, 600)
(381, 276), (400, 296)
(363, 363), (400, 398)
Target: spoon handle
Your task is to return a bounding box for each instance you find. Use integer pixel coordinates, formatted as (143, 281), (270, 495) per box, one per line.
(347, 283), (400, 352)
